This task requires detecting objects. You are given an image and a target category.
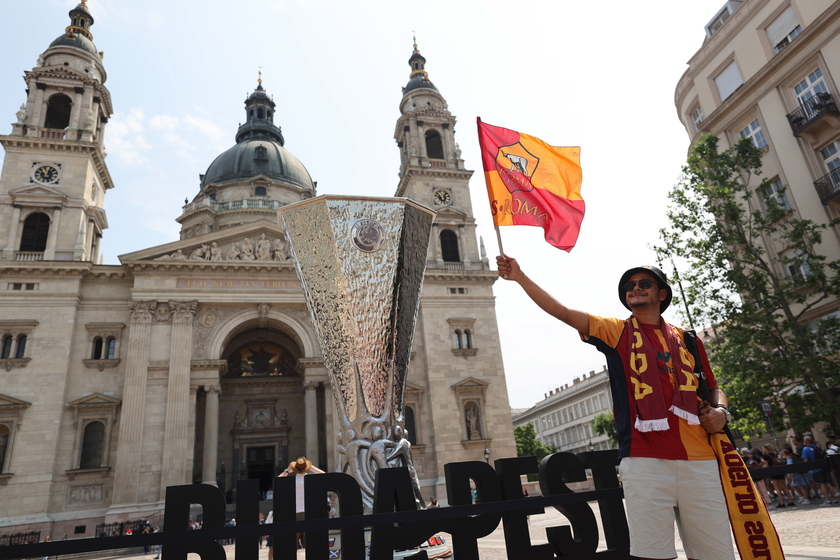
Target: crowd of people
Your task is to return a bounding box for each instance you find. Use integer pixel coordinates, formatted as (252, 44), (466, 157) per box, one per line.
(742, 436), (839, 508)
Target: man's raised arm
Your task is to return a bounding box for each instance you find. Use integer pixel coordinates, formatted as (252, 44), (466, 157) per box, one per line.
(496, 255), (590, 335)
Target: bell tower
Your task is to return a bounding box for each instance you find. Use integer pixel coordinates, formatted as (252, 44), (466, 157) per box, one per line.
(394, 39), (483, 269)
(0, 0), (114, 262)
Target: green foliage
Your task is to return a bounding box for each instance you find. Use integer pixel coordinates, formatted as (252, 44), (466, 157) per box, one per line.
(514, 422), (553, 461)
(656, 134), (840, 436)
(590, 412), (618, 448)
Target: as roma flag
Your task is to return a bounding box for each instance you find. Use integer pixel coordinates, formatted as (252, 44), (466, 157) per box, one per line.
(477, 118), (584, 251)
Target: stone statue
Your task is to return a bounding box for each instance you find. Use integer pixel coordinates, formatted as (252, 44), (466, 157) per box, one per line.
(190, 244), (210, 260)
(83, 110), (95, 130)
(16, 104), (27, 124)
(171, 249), (187, 261)
(209, 242), (222, 261)
(454, 143), (462, 159)
(241, 237), (256, 261)
(466, 405), (480, 440)
(226, 242), (241, 261)
(36, 55), (45, 67)
(273, 238), (288, 261)
(255, 234), (272, 261)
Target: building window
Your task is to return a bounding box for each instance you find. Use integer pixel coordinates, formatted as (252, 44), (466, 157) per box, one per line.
(794, 68), (829, 119)
(84, 324), (124, 369)
(0, 321), (37, 364)
(820, 139), (840, 173)
(715, 61), (743, 101)
(784, 252), (812, 282)
(766, 6), (801, 54)
(19, 213), (50, 252)
(254, 186), (267, 196)
(440, 229), (460, 262)
(404, 406), (417, 445)
(759, 178), (790, 212)
(44, 94), (72, 129)
(0, 424), (10, 472)
(739, 119), (767, 149)
(0, 336), (11, 359)
(254, 146), (268, 161)
(425, 130), (444, 159)
(705, 3), (737, 37)
(79, 421), (105, 469)
(690, 105), (704, 134)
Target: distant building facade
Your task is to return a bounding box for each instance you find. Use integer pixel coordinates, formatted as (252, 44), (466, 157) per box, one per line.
(675, 0), (840, 321)
(512, 367), (613, 455)
(0, 4), (516, 536)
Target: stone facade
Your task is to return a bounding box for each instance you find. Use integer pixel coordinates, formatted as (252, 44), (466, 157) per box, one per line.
(0, 6), (516, 537)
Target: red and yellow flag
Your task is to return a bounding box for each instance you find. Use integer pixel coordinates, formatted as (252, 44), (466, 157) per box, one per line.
(477, 118), (584, 251)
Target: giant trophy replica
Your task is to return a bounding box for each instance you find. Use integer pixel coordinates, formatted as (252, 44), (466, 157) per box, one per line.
(278, 195), (435, 514)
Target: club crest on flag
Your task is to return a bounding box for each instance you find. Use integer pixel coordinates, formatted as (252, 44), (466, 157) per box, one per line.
(495, 142), (540, 193)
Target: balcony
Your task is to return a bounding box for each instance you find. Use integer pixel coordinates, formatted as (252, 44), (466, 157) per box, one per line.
(814, 167), (840, 206)
(14, 251), (44, 261)
(182, 197), (287, 214)
(786, 92), (840, 147)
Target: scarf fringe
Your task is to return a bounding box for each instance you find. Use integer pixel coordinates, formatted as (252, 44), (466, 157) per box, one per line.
(669, 405), (700, 425)
(634, 417), (670, 432)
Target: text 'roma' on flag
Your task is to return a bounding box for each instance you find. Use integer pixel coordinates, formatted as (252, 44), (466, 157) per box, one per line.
(477, 118), (584, 252)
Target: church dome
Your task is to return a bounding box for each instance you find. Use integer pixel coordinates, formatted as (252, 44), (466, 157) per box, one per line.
(402, 40), (438, 95)
(47, 33), (98, 57)
(201, 139), (313, 190)
(46, 1), (98, 58)
(200, 81), (314, 191)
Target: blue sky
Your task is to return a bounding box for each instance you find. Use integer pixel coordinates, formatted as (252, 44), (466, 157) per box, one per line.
(1, 0), (730, 408)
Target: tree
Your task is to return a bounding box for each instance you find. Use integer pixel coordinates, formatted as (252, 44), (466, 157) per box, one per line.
(514, 422), (553, 462)
(656, 133), (840, 436)
(590, 412), (618, 448)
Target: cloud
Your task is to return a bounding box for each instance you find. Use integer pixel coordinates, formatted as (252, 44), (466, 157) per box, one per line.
(107, 107), (152, 167)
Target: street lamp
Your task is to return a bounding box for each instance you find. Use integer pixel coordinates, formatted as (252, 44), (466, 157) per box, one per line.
(484, 448), (490, 463)
(588, 440), (595, 451)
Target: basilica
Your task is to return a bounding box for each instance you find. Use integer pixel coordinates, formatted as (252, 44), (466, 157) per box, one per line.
(0, 1), (516, 535)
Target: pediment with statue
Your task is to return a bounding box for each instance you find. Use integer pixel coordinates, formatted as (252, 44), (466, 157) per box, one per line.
(119, 220), (292, 268)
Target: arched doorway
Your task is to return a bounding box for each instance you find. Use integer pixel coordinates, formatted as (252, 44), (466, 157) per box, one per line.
(194, 324), (308, 497)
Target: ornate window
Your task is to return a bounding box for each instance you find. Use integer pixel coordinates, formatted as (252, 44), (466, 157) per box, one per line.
(79, 421), (106, 469)
(84, 323), (123, 370)
(448, 318), (477, 357)
(0, 320), (37, 370)
(19, 212), (50, 252)
(759, 178), (791, 212)
(44, 93), (72, 129)
(425, 130), (444, 159)
(440, 229), (460, 262)
(67, 393), (120, 477)
(0, 394), (31, 480)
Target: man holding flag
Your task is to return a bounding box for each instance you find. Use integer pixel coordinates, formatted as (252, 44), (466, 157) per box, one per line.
(486, 120), (783, 559)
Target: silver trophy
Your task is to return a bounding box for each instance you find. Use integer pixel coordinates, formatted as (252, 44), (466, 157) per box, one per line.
(278, 196), (435, 514)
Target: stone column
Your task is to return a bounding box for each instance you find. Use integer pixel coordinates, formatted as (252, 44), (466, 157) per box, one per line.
(111, 301), (155, 505)
(304, 381), (319, 465)
(3, 205), (21, 258)
(69, 87), (84, 131)
(32, 83), (46, 128)
(160, 301), (198, 497)
(201, 384), (221, 486)
(43, 207), (61, 260)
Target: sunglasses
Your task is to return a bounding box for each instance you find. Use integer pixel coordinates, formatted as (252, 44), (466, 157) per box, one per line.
(623, 278), (657, 292)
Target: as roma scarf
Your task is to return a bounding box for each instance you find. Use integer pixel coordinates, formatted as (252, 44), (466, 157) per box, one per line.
(626, 317), (700, 432)
(711, 432), (786, 559)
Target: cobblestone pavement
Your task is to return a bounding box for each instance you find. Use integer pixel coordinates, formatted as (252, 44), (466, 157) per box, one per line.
(168, 499), (840, 559)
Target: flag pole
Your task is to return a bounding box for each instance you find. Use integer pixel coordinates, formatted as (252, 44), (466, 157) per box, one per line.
(495, 225), (505, 257)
